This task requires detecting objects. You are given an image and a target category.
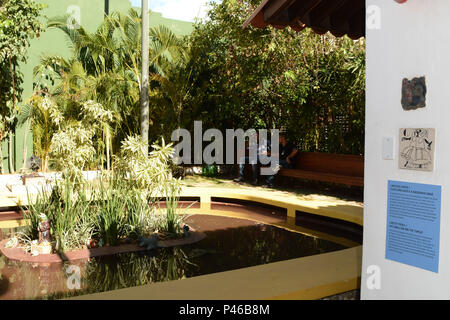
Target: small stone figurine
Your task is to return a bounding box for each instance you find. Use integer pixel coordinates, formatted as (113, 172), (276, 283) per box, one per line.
(183, 225), (190, 238)
(38, 213), (51, 243)
(30, 213), (52, 255)
(138, 234), (159, 251)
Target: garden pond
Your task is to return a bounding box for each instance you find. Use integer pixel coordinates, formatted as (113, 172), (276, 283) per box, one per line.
(0, 213), (356, 300)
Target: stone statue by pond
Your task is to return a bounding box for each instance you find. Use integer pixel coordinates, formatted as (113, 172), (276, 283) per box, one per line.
(183, 225), (190, 238)
(29, 213), (52, 256)
(138, 234), (159, 251)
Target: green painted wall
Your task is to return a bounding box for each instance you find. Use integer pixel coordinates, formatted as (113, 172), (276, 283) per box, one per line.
(2, 0), (193, 173)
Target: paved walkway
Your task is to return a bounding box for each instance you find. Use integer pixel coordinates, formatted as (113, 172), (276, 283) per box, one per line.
(182, 176), (363, 226)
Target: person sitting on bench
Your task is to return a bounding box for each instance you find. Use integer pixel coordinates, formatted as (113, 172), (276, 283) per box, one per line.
(264, 133), (298, 188)
(234, 132), (269, 185)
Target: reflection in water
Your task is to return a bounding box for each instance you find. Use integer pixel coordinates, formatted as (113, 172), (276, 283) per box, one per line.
(0, 256), (8, 296)
(0, 221), (347, 300)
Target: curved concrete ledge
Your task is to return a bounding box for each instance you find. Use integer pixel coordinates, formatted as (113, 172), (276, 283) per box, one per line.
(0, 219), (28, 229)
(71, 246), (362, 300)
(185, 209), (360, 248)
(181, 186), (363, 226)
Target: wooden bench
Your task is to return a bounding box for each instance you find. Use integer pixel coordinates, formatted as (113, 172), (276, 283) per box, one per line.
(277, 152), (364, 187)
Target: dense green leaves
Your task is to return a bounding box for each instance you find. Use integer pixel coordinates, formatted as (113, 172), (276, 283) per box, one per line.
(0, 0), (45, 173)
(21, 0), (365, 175)
(0, 0), (44, 61)
(31, 9), (187, 164)
(181, 0), (365, 155)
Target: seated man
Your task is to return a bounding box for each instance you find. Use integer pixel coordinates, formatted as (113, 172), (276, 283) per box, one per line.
(264, 133), (298, 188)
(234, 132), (267, 185)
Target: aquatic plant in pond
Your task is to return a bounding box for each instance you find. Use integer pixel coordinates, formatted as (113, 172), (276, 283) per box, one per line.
(123, 190), (160, 239)
(162, 179), (184, 236)
(22, 178), (96, 253)
(94, 177), (128, 246)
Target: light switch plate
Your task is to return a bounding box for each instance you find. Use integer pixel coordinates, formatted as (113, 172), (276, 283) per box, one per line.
(382, 136), (394, 160)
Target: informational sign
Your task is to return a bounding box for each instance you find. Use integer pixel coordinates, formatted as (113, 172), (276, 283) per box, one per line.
(399, 128), (435, 172)
(386, 180), (441, 273)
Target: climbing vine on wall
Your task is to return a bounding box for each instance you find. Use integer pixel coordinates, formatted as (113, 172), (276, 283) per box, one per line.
(0, 0), (45, 173)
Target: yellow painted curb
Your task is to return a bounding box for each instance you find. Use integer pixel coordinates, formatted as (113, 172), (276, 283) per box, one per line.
(183, 209), (360, 248)
(0, 219), (29, 229)
(181, 186), (363, 226)
(71, 246), (362, 300)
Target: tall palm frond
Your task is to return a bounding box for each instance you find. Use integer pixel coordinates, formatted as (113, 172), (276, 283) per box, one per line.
(33, 7), (189, 163)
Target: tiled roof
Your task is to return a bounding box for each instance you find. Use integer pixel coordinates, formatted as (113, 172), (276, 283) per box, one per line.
(243, 0), (365, 39)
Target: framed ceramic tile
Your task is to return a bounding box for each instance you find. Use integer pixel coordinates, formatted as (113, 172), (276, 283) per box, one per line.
(399, 128), (435, 172)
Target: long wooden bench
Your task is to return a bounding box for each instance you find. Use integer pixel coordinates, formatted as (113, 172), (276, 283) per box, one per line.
(277, 152), (364, 187)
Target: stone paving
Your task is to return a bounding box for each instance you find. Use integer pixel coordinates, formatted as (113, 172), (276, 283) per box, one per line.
(321, 290), (361, 300)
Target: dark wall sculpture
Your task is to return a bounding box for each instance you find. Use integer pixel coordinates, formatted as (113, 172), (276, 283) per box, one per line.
(401, 77), (427, 111)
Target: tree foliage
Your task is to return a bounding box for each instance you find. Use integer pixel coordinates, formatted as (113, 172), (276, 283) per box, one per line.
(0, 0), (45, 172)
(30, 9), (187, 170)
(24, 0), (366, 177)
(182, 0), (365, 154)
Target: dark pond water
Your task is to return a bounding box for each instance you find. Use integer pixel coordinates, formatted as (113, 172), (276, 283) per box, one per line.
(0, 215), (348, 300)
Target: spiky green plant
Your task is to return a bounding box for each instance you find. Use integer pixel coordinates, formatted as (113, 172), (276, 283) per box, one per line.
(21, 137), (180, 251)
(23, 177), (96, 253)
(93, 177), (128, 246)
(159, 178), (195, 237)
(163, 179), (182, 235)
(123, 191), (160, 239)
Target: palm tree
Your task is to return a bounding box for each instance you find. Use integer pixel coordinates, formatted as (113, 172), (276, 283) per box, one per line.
(47, 9), (186, 89)
(155, 47), (193, 128)
(141, 0), (149, 144)
(20, 94), (63, 172)
(32, 8), (187, 169)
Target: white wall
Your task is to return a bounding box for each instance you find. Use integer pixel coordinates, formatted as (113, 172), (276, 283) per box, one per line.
(362, 0), (450, 299)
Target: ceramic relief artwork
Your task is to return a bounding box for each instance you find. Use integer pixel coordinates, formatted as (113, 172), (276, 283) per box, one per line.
(399, 128), (435, 172)
(401, 77), (427, 111)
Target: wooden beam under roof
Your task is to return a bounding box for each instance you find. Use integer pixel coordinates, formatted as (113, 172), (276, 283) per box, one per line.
(285, 0), (322, 25)
(263, 0), (296, 22)
(242, 0), (365, 39)
(308, 0), (348, 29)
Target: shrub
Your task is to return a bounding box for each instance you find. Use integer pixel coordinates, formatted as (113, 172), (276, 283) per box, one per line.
(114, 135), (174, 196)
(49, 123), (96, 183)
(21, 137), (186, 252)
(24, 178), (96, 253)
